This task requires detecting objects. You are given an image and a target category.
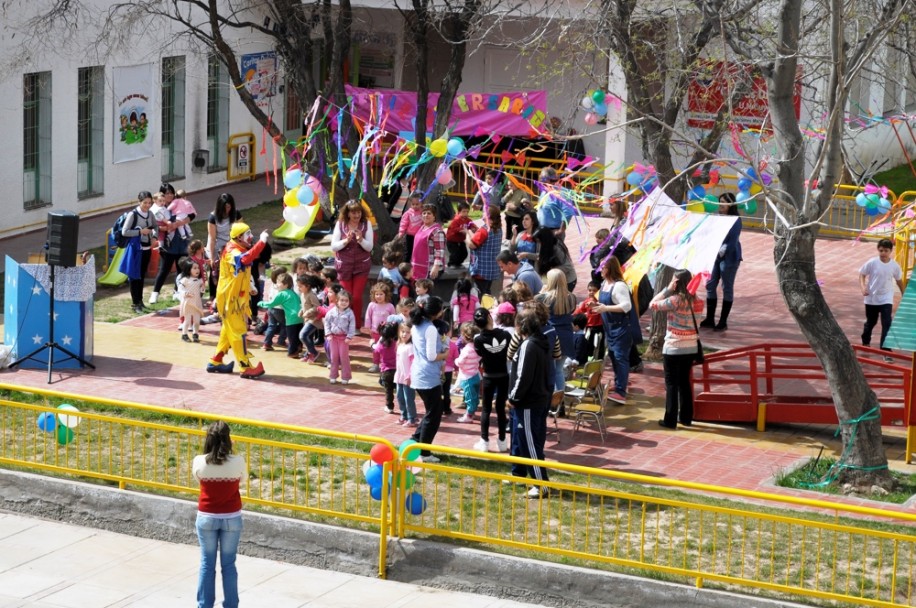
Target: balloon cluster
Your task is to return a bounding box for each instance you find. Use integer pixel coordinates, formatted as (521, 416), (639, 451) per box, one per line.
(363, 440), (427, 515)
(856, 185), (892, 216)
(281, 166), (322, 227)
(735, 168), (770, 214)
(36, 404), (80, 445)
(685, 169), (722, 213)
(430, 138), (464, 185)
(624, 163), (657, 195)
(580, 89), (616, 125)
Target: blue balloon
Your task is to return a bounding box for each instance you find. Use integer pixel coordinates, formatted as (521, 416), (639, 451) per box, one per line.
(747, 168), (758, 180)
(405, 492), (427, 515)
(296, 185), (315, 206)
(370, 484), (384, 501)
(688, 185), (706, 200)
(283, 169), (303, 190)
(737, 178), (752, 191)
(626, 172), (644, 186)
(878, 197), (892, 213)
(446, 138), (465, 157)
(642, 177), (656, 193)
(855, 193), (868, 207)
(365, 465), (383, 489)
(37, 412), (56, 433)
(736, 190), (751, 203)
(594, 102), (608, 116)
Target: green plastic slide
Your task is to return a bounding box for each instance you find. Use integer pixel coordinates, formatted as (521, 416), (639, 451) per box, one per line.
(98, 248), (128, 286)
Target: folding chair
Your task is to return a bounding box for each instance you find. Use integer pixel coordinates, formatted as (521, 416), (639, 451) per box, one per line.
(570, 376), (607, 443)
(546, 390), (564, 442)
(564, 369), (603, 413)
(567, 359), (603, 391)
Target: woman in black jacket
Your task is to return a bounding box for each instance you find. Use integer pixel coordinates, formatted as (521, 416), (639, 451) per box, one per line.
(507, 308), (552, 499)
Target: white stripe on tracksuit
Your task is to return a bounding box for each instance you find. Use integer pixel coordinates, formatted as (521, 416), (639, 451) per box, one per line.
(519, 408), (546, 482)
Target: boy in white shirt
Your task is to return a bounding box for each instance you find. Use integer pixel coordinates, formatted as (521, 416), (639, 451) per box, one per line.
(859, 238), (904, 359)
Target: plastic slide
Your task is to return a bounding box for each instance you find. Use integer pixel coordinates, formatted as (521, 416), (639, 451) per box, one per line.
(272, 204), (320, 241)
(97, 248), (128, 286)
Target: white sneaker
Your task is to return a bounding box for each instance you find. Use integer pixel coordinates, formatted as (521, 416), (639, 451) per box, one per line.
(329, 378), (338, 384)
(367, 365), (380, 373)
(473, 438), (489, 452)
(456, 414), (475, 423)
(495, 438), (508, 452)
(148, 291), (159, 305)
(420, 455), (440, 463)
(341, 379), (350, 385)
(527, 486), (548, 499)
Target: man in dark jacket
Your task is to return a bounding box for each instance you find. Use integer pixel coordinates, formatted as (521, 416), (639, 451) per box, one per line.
(507, 308), (553, 498)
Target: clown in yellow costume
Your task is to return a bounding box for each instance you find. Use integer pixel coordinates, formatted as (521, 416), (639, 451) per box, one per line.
(207, 222), (268, 379)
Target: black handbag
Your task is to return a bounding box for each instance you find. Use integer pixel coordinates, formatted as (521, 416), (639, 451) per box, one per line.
(690, 308), (704, 365)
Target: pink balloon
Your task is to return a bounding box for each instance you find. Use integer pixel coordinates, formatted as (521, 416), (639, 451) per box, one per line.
(584, 112), (598, 125)
(437, 167), (453, 185)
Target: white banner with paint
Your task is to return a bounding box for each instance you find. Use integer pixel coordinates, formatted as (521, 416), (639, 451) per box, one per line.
(113, 64), (155, 164)
(619, 189), (739, 280)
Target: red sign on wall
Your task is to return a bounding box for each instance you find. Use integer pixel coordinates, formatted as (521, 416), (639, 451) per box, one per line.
(686, 61), (801, 130)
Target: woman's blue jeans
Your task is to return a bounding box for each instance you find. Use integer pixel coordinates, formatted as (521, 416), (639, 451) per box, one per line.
(196, 513), (242, 608)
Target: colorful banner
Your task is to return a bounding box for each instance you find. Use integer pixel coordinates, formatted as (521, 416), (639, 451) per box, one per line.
(345, 84), (549, 137)
(686, 60), (801, 130)
(620, 190), (739, 276)
(113, 64), (154, 164)
(241, 51), (278, 109)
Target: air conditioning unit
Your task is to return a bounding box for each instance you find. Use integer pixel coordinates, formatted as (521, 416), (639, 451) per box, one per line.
(191, 149), (209, 172)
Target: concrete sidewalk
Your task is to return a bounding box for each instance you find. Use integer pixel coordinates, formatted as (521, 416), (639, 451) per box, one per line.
(0, 512), (547, 608)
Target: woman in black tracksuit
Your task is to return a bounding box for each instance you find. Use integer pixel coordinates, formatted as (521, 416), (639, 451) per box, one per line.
(473, 307), (512, 453)
(507, 308), (553, 499)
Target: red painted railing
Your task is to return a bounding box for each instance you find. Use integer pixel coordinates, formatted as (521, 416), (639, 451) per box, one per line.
(692, 342), (916, 462)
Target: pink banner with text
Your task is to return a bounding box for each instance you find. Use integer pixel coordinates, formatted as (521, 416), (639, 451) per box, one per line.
(345, 85), (549, 137)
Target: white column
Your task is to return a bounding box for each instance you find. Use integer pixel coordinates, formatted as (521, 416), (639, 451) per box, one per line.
(603, 52), (628, 199)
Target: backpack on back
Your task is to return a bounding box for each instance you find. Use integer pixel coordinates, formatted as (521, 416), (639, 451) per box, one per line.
(111, 211), (132, 248)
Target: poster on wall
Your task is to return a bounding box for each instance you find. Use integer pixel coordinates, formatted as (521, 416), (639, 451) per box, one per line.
(241, 51), (278, 109)
(112, 64), (155, 164)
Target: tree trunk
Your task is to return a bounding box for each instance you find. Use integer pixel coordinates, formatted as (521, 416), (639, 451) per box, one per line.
(643, 265), (672, 360)
(773, 226), (891, 487)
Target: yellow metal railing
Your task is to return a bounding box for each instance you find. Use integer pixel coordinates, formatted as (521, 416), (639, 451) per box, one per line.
(396, 443), (916, 607)
(4, 384), (916, 606)
(0, 384), (397, 579)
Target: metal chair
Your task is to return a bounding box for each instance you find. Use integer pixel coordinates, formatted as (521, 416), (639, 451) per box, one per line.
(570, 378), (607, 443)
(566, 359), (603, 391)
(546, 391), (564, 442)
(564, 369), (603, 413)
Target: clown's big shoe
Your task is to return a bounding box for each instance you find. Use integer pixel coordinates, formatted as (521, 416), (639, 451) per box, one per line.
(240, 361), (265, 380)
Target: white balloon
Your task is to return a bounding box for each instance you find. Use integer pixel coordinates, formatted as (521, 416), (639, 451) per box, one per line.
(57, 404), (81, 429)
(581, 96), (595, 110)
(287, 205), (310, 227)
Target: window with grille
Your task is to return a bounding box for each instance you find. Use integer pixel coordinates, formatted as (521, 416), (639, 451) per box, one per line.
(23, 71), (52, 209)
(77, 66), (104, 198)
(207, 54), (229, 170)
(162, 56), (186, 181)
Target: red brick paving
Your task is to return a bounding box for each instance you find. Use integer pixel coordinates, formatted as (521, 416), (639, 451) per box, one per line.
(2, 186), (913, 516)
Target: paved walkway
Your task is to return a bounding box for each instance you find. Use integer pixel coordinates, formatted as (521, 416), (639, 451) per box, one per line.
(0, 512), (547, 608)
(0, 177), (912, 514)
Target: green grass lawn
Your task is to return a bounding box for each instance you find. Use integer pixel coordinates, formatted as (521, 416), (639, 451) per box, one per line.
(873, 162), (916, 198)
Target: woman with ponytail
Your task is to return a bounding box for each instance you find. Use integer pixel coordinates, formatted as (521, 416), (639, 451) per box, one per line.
(408, 296), (449, 462)
(192, 421), (246, 608)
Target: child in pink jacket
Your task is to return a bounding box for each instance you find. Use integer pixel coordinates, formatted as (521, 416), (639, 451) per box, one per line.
(455, 323), (482, 423)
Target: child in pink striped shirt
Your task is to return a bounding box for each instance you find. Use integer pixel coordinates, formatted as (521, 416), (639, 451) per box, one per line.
(365, 283), (396, 373)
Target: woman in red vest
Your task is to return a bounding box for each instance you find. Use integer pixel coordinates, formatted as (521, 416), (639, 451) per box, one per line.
(331, 200), (374, 322)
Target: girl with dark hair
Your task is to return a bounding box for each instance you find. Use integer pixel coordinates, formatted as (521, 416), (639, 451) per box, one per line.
(649, 269), (700, 428)
(119, 191), (159, 314)
(509, 210), (539, 263)
(532, 226), (577, 292)
(149, 183), (193, 305)
(408, 296), (449, 462)
(596, 257), (633, 404)
(192, 421), (246, 608)
(700, 192), (743, 331)
(207, 193), (243, 301)
(331, 200), (374, 321)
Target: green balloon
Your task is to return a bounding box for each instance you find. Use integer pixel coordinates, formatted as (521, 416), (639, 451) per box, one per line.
(591, 89), (605, 104)
(56, 425), (74, 446)
(744, 200), (758, 214)
(389, 470), (416, 490)
(399, 439), (420, 462)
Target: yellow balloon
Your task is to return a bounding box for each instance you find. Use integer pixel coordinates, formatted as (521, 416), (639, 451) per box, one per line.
(686, 201), (705, 213)
(429, 139), (448, 157)
(750, 183), (763, 195)
(284, 187), (301, 208)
